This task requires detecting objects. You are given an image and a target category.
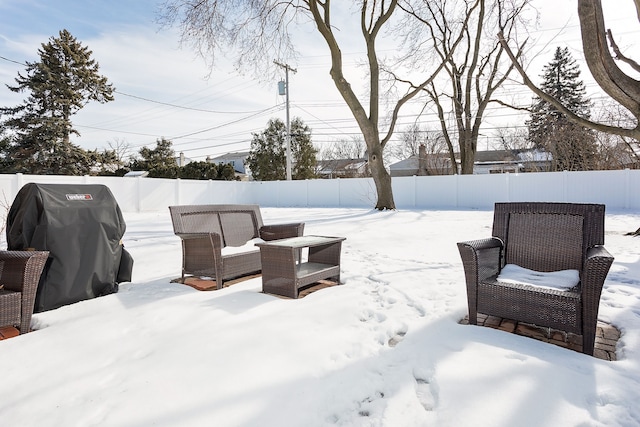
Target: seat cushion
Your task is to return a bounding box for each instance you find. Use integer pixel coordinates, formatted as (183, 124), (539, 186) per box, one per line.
(497, 263), (580, 291)
(221, 238), (264, 256)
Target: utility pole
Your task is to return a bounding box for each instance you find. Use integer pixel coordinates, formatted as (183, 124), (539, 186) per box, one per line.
(274, 60), (297, 181)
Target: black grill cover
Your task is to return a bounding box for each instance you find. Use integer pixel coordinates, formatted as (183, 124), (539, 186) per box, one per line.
(6, 183), (133, 312)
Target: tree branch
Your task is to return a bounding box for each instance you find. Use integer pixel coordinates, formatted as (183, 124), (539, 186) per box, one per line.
(606, 29), (640, 73)
(384, 0), (481, 147)
(578, 0), (640, 117)
(490, 98), (531, 112)
(498, 30), (640, 139)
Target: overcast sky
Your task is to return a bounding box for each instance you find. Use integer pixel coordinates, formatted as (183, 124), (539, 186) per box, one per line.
(0, 1), (637, 162)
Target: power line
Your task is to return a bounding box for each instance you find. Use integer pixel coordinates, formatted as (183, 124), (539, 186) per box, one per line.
(0, 55), (26, 66)
(113, 90), (270, 114)
(168, 105), (283, 140)
(0, 54), (269, 116)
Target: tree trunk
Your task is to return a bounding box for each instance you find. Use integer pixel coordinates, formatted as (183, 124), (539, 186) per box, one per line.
(578, 0), (640, 117)
(459, 131), (476, 174)
(309, 1), (397, 210)
(368, 146), (395, 210)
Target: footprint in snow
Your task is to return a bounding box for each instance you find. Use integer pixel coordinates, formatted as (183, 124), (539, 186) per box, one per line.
(388, 324), (409, 347)
(413, 370), (437, 412)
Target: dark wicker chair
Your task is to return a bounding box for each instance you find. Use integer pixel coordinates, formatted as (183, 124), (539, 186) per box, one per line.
(457, 202), (614, 355)
(0, 251), (49, 334)
(169, 204), (304, 289)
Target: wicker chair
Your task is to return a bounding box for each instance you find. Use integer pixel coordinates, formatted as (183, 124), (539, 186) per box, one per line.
(169, 204), (304, 289)
(0, 251), (49, 334)
(457, 202), (614, 355)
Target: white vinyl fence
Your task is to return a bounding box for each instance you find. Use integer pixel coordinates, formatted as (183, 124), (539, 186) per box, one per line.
(0, 169), (638, 213)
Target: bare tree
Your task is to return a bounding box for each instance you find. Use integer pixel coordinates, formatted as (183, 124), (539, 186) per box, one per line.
(397, 0), (533, 174)
(595, 131), (639, 170)
(544, 123), (599, 171)
(389, 123), (423, 161)
(388, 123), (451, 174)
(107, 137), (132, 167)
(494, 126), (531, 152)
(593, 99), (640, 170)
(158, 1), (462, 210)
(318, 136), (366, 161)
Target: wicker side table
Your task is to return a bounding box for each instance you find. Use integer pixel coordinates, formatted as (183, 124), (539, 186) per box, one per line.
(256, 235), (346, 298)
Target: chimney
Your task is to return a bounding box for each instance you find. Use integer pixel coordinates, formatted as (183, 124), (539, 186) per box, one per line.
(417, 144), (427, 176)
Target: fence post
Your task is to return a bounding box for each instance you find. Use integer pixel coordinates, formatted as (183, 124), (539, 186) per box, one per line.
(455, 174), (459, 208)
(175, 178), (181, 206)
(14, 173), (23, 199)
(625, 168), (630, 209)
(136, 176), (143, 212)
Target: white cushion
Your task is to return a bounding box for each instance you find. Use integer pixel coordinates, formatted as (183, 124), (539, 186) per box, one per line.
(497, 264), (579, 291)
(221, 238), (264, 256)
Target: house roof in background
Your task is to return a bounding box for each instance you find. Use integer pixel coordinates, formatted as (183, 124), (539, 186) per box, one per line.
(389, 156), (419, 170)
(316, 158), (367, 171)
(209, 151), (250, 162)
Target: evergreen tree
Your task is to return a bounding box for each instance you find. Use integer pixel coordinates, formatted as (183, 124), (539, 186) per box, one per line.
(216, 163), (238, 180)
(180, 161), (220, 180)
(527, 47), (597, 171)
(0, 130), (13, 173)
(91, 149), (123, 176)
(178, 161), (235, 180)
(131, 137), (179, 178)
(247, 119), (286, 181)
(246, 117), (316, 181)
(290, 117), (317, 180)
(0, 29), (114, 175)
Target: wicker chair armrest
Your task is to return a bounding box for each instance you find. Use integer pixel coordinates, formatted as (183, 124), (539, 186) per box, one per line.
(0, 251), (49, 291)
(585, 245), (614, 263)
(0, 253), (30, 291)
(584, 246), (615, 287)
(0, 250), (49, 334)
(457, 237), (503, 252)
(179, 232), (224, 282)
(259, 222), (305, 241)
(582, 246), (614, 295)
(457, 238), (503, 325)
(457, 237), (503, 283)
(580, 245), (615, 339)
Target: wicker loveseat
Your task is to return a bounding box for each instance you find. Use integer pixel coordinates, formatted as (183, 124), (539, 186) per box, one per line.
(169, 204), (304, 289)
(0, 251), (49, 334)
(457, 202), (614, 355)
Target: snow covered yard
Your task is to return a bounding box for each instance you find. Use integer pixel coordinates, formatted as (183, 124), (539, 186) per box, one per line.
(1, 207), (639, 427)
